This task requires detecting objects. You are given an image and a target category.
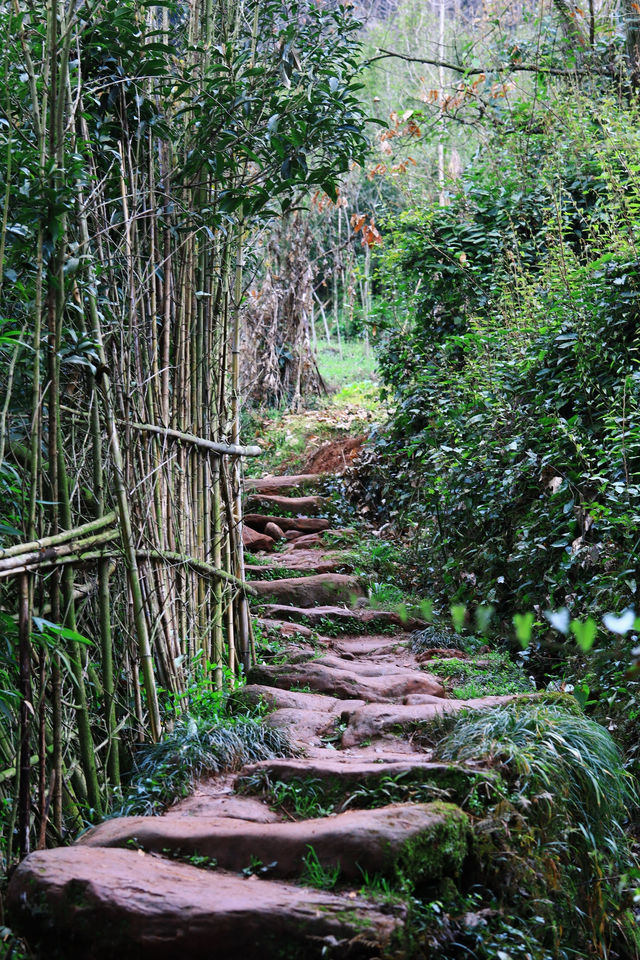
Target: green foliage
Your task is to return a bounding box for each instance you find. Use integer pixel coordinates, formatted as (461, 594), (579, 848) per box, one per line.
(300, 844), (341, 890)
(425, 651), (533, 700)
(434, 702), (636, 860)
(357, 94), (640, 625)
(115, 708), (292, 816)
(405, 701), (640, 960)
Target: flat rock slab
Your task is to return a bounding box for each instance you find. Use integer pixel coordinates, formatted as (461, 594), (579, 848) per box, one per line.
(233, 683), (346, 714)
(8, 847), (401, 959)
(240, 757), (482, 796)
(78, 802), (469, 884)
(249, 549), (352, 575)
(246, 494), (329, 515)
(313, 654), (421, 678)
(332, 635), (409, 658)
(263, 521), (285, 541)
(340, 696), (517, 747)
(248, 660), (445, 704)
(255, 618), (315, 638)
(245, 474), (328, 495)
(264, 707), (344, 746)
(251, 574), (364, 608)
(167, 791), (282, 822)
(261, 604), (427, 632)
(245, 514), (330, 534)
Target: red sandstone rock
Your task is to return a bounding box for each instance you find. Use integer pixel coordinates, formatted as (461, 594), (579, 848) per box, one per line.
(417, 648), (469, 662)
(8, 847), (402, 959)
(340, 695), (517, 748)
(245, 474), (328, 495)
(261, 603), (426, 632)
(291, 532), (323, 548)
(263, 521), (285, 541)
(242, 525), (274, 552)
(241, 756), (464, 789)
(77, 803), (469, 884)
(250, 573), (364, 608)
(247, 659), (444, 703)
(246, 493), (328, 515)
(244, 514), (330, 533)
(232, 683), (343, 713)
(254, 617), (315, 638)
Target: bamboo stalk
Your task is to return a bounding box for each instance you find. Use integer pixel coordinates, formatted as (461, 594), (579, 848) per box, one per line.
(0, 512), (117, 561)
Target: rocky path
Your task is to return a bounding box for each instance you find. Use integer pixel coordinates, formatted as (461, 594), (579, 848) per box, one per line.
(8, 471), (519, 959)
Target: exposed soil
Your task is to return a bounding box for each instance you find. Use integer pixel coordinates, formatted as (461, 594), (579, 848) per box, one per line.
(304, 436), (365, 473)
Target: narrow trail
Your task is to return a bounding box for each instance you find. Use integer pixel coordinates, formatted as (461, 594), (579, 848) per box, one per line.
(8, 467), (521, 959)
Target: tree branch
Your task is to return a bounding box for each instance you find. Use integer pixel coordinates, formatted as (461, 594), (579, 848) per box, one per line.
(367, 47), (607, 78)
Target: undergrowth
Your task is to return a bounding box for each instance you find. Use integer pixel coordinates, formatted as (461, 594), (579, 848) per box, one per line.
(114, 713), (292, 817)
(410, 701), (640, 960)
(426, 651), (534, 699)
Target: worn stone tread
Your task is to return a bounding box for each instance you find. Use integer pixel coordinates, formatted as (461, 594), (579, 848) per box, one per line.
(77, 802), (470, 883)
(248, 659), (444, 704)
(250, 573), (364, 608)
(239, 756), (485, 791)
(261, 603), (427, 632)
(8, 847), (402, 959)
(245, 474), (328, 495)
(245, 514), (330, 534)
(246, 493), (329, 515)
(340, 696), (517, 747)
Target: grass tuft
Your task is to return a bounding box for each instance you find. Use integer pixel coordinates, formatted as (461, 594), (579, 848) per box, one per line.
(433, 702), (637, 859)
(114, 714), (293, 816)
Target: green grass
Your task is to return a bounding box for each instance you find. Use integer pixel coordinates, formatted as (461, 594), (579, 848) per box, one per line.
(434, 701), (637, 856)
(241, 338), (383, 477)
(425, 651), (534, 699)
(237, 767), (501, 820)
(314, 337), (378, 392)
(300, 844), (341, 890)
(113, 712), (293, 817)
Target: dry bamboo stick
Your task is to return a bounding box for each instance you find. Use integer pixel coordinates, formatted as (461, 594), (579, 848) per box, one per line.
(0, 512), (117, 561)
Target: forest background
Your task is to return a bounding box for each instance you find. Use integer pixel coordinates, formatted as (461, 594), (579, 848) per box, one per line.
(1, 0), (640, 953)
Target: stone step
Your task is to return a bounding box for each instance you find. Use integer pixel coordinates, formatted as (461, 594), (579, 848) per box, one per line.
(233, 683), (357, 714)
(77, 802), (470, 886)
(250, 573), (364, 608)
(239, 756), (491, 801)
(290, 529), (357, 549)
(245, 514), (330, 534)
(312, 653), (420, 677)
(8, 847), (402, 959)
(339, 696), (517, 748)
(248, 658), (444, 703)
(246, 559), (345, 577)
(254, 617), (316, 638)
(246, 493), (329, 516)
(264, 706), (350, 747)
(261, 603), (427, 633)
(245, 473), (328, 495)
(246, 549), (352, 577)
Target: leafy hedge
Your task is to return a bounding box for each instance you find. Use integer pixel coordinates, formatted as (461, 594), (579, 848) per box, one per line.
(357, 96), (640, 622)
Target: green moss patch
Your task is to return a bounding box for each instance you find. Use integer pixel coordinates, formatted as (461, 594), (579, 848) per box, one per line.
(425, 651), (533, 699)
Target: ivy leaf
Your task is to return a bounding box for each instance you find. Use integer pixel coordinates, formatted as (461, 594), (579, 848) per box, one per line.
(513, 612), (534, 648)
(544, 607), (570, 635)
(602, 609), (636, 635)
(570, 618), (597, 652)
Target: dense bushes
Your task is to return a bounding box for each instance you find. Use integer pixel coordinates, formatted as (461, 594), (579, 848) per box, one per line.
(357, 97), (640, 625)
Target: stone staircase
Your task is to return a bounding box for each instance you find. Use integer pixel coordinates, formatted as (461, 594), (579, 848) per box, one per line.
(8, 472), (518, 959)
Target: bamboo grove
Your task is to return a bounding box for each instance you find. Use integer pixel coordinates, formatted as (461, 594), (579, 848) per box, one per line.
(0, 0), (367, 861)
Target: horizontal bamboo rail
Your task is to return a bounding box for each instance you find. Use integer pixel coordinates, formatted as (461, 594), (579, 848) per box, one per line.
(125, 422), (263, 458)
